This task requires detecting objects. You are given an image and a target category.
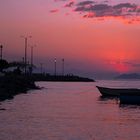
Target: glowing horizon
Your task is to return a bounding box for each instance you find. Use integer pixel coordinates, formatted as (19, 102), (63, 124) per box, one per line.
(0, 0), (140, 78)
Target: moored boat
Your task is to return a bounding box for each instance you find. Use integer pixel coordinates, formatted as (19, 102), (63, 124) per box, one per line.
(120, 92), (140, 104)
(96, 86), (140, 97)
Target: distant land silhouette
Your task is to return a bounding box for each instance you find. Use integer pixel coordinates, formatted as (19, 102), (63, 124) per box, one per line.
(32, 74), (95, 82)
(115, 73), (140, 79)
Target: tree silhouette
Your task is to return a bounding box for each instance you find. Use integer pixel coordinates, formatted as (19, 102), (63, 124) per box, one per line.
(9, 61), (25, 69)
(0, 59), (9, 72)
(9, 61), (36, 74)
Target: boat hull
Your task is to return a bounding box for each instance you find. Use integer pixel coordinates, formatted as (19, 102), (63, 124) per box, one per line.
(120, 93), (140, 104)
(96, 86), (140, 97)
(96, 86), (140, 104)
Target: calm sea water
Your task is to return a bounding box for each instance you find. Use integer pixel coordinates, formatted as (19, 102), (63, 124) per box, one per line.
(0, 80), (140, 140)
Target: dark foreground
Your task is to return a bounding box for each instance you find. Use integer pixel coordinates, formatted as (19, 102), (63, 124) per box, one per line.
(0, 75), (38, 101)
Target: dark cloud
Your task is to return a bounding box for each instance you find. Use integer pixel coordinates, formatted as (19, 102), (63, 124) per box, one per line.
(54, 0), (68, 1)
(77, 1), (95, 6)
(52, 0), (140, 21)
(75, 1), (95, 12)
(65, 1), (75, 7)
(113, 3), (136, 9)
(74, 2), (140, 18)
(75, 4), (113, 17)
(75, 6), (88, 11)
(92, 4), (111, 11)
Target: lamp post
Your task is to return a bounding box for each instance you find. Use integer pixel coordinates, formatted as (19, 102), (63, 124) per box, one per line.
(0, 45), (3, 60)
(21, 36), (32, 74)
(54, 58), (56, 76)
(30, 45), (36, 75)
(40, 63), (43, 74)
(62, 58), (64, 76)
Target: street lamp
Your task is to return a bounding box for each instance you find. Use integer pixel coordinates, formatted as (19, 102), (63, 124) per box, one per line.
(30, 45), (36, 75)
(62, 58), (64, 76)
(40, 63), (43, 74)
(0, 45), (3, 60)
(21, 35), (32, 74)
(54, 58), (56, 76)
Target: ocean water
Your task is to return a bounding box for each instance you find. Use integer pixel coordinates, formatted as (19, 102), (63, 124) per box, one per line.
(0, 80), (140, 140)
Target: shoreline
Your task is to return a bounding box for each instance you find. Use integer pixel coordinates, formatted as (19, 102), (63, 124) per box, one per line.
(0, 74), (95, 102)
(0, 75), (39, 101)
(32, 74), (95, 82)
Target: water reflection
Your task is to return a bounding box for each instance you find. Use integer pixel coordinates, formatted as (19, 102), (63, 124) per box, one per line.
(99, 95), (118, 101)
(0, 81), (140, 140)
(120, 104), (140, 109)
(0, 108), (6, 111)
(98, 96), (119, 105)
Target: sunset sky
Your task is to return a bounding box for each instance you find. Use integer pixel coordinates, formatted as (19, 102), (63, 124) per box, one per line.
(0, 0), (140, 79)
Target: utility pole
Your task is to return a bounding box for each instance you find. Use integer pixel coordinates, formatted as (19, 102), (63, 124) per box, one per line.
(22, 57), (24, 71)
(54, 58), (56, 76)
(0, 45), (3, 60)
(62, 58), (64, 76)
(21, 35), (32, 74)
(30, 45), (36, 75)
(22, 57), (24, 63)
(40, 63), (43, 74)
